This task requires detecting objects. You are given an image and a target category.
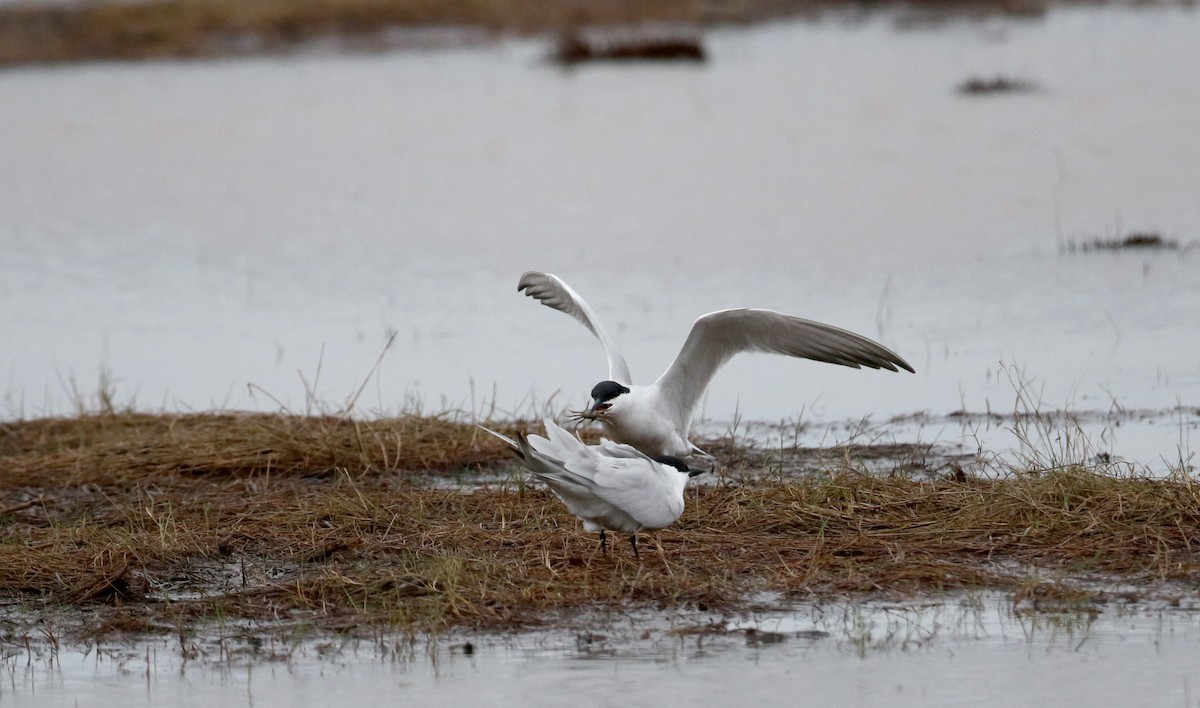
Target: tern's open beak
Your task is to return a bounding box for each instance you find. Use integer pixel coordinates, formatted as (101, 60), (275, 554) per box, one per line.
(568, 402), (603, 423)
(585, 400), (612, 418)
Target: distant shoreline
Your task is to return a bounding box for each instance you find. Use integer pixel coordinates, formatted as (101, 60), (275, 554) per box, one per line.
(0, 0), (1156, 68)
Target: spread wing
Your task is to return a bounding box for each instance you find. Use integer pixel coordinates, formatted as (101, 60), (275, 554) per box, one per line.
(652, 308), (914, 432)
(517, 271), (633, 385)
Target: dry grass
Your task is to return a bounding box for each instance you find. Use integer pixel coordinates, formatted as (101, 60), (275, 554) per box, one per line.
(3, 411), (1200, 641)
(0, 411), (511, 486)
(0, 0), (1067, 68)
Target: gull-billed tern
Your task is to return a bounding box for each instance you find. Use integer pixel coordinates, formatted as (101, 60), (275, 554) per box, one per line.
(482, 418), (705, 558)
(518, 270), (914, 458)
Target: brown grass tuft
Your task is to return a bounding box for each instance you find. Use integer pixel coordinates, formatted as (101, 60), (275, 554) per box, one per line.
(0, 411), (517, 487)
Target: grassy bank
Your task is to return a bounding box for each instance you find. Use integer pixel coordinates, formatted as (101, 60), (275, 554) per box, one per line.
(2, 411), (1199, 642)
(0, 0), (1061, 68)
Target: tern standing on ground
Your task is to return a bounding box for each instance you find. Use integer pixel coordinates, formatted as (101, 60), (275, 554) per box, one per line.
(482, 419), (705, 558)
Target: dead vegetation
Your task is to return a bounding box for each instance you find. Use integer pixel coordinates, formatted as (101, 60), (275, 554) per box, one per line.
(0, 0), (1100, 68)
(552, 28), (706, 65)
(1064, 231), (1182, 253)
(956, 75), (1038, 95)
(0, 411), (511, 485)
(0, 0), (781, 66)
(3, 411), (1200, 642)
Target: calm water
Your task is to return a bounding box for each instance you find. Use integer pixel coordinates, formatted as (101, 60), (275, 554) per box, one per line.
(5, 594), (1200, 707)
(3, 5), (1200, 703)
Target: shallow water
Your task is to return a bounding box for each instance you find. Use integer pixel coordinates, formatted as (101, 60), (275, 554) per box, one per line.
(5, 594), (1200, 707)
(2, 5), (1199, 474)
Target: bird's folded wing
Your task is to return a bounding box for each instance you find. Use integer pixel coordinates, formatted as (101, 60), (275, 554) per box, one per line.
(517, 271), (634, 385)
(573, 458), (685, 529)
(528, 417), (592, 459)
(595, 437), (653, 460)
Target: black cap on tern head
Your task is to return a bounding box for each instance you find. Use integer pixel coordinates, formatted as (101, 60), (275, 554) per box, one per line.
(651, 455), (706, 476)
(590, 380), (630, 404)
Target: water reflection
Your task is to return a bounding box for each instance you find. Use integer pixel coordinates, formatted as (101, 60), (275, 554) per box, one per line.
(5, 592), (1199, 707)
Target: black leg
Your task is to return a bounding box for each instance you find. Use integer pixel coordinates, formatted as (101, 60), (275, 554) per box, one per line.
(599, 529), (608, 555)
(629, 534), (640, 559)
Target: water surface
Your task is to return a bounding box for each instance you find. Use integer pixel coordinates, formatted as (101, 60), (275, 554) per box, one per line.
(5, 594), (1200, 707)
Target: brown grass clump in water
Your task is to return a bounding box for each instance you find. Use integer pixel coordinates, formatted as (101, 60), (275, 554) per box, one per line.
(3, 411), (1200, 641)
(1073, 232), (1182, 252)
(552, 28), (706, 65)
(956, 75), (1037, 95)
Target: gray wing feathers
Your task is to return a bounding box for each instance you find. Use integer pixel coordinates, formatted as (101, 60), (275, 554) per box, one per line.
(478, 424), (597, 503)
(478, 425), (520, 450)
(654, 309), (914, 431)
(517, 271), (634, 385)
(595, 437), (654, 460)
(527, 416), (588, 460)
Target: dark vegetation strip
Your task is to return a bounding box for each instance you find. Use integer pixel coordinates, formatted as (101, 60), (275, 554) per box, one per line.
(0, 0), (1057, 67)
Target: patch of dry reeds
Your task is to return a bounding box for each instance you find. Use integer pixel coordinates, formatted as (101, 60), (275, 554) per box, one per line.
(0, 412), (516, 487)
(3, 412), (1200, 640)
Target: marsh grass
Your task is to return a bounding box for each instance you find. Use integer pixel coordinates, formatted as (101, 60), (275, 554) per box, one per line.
(0, 0), (1081, 67)
(0, 0), (774, 66)
(3, 409), (1200, 642)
